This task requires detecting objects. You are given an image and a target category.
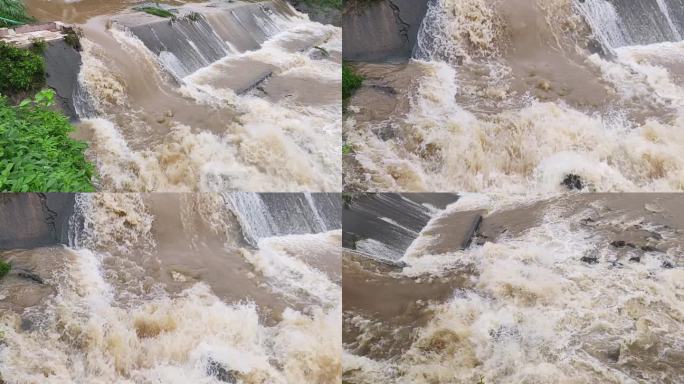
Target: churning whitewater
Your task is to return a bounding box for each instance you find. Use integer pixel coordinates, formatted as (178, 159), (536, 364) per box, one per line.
(343, 193), (684, 383)
(344, 0), (684, 193)
(72, 0), (341, 192)
(0, 193), (342, 383)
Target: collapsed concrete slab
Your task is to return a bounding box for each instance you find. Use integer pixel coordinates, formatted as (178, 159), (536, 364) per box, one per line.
(111, 0), (299, 92)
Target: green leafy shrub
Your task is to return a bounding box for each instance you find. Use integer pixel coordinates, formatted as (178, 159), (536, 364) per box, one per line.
(0, 0), (33, 27)
(61, 26), (83, 51)
(0, 90), (96, 192)
(185, 12), (201, 22)
(0, 42), (45, 95)
(0, 260), (10, 278)
(30, 38), (47, 53)
(342, 63), (363, 100)
(139, 6), (176, 19)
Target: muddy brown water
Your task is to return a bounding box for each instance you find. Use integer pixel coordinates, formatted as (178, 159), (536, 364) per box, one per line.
(0, 193), (342, 383)
(343, 193), (684, 383)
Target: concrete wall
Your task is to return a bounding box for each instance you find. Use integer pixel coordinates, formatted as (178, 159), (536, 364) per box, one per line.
(342, 0), (429, 61)
(342, 193), (458, 260)
(43, 39), (82, 120)
(0, 194), (75, 249)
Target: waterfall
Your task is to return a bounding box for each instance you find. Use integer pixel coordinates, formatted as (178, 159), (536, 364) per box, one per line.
(577, 0), (684, 50)
(115, 1), (292, 80)
(343, 194), (457, 261)
(224, 193), (342, 246)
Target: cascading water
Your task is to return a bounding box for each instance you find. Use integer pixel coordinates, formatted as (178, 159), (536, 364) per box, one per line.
(342, 193), (458, 261)
(0, 193), (342, 383)
(577, 0), (684, 49)
(224, 192), (342, 246)
(71, 0), (341, 192)
(343, 193), (684, 383)
(344, 0), (684, 194)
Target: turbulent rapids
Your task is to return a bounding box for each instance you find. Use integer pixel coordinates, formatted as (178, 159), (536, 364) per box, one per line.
(54, 0), (341, 192)
(344, 0), (684, 193)
(342, 193), (684, 383)
(0, 193), (342, 383)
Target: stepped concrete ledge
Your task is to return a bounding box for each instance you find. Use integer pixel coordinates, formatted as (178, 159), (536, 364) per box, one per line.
(0, 22), (64, 47)
(110, 1), (309, 93)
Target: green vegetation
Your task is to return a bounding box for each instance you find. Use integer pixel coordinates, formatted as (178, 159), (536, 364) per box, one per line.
(0, 0), (33, 27)
(0, 41), (45, 96)
(61, 26), (82, 51)
(342, 63), (363, 100)
(29, 38), (47, 53)
(0, 260), (10, 278)
(185, 12), (201, 22)
(342, 143), (353, 155)
(305, 0), (342, 10)
(0, 90), (96, 192)
(138, 6), (176, 19)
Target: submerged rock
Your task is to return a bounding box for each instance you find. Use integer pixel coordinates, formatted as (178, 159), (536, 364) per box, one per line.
(207, 360), (237, 383)
(16, 269), (44, 284)
(561, 174), (583, 190)
(581, 255), (599, 264)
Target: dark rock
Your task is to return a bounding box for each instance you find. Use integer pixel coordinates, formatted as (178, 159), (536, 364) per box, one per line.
(628, 255), (641, 262)
(586, 38), (608, 57)
(373, 123), (397, 141)
(648, 231), (663, 240)
(561, 174), (583, 190)
(641, 245), (659, 252)
(581, 217), (596, 225)
(20, 318), (34, 331)
(370, 84), (399, 95)
(17, 270), (44, 284)
(611, 240), (626, 248)
(581, 256), (599, 264)
(207, 360), (237, 383)
(662, 261), (674, 269)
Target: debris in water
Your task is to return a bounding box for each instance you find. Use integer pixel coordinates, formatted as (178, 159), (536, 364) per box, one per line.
(645, 203), (664, 213)
(561, 174), (583, 190)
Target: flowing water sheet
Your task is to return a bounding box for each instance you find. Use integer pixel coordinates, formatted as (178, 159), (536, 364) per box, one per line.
(344, 0), (684, 194)
(0, 192), (342, 383)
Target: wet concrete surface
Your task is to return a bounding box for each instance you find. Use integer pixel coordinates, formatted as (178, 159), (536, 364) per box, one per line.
(343, 0), (429, 62)
(44, 39), (82, 120)
(342, 193), (458, 260)
(0, 194), (75, 250)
